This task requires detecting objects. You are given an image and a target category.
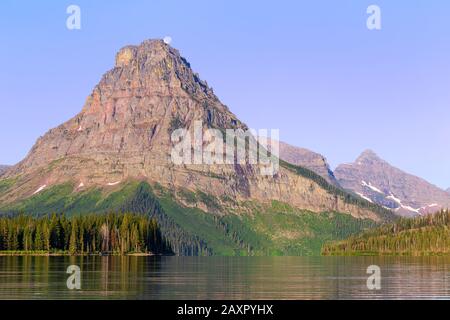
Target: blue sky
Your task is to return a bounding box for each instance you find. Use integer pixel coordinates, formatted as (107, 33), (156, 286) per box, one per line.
(1, 0), (449, 189)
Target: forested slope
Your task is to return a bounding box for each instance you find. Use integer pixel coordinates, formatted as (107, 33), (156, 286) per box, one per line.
(0, 181), (377, 256)
(322, 210), (450, 256)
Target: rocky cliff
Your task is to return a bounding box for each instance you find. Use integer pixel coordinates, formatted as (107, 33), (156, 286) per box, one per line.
(0, 39), (389, 222)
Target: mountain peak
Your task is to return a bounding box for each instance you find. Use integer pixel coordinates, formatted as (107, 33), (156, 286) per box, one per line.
(355, 149), (383, 164)
(94, 39), (219, 107)
(0, 39), (388, 224)
(335, 149), (450, 217)
(6, 38), (243, 184)
(355, 149), (385, 165)
(115, 39), (174, 68)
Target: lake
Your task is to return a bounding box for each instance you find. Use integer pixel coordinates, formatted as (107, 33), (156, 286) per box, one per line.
(0, 256), (448, 300)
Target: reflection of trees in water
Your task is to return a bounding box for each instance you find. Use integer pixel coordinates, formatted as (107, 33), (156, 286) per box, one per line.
(142, 257), (450, 300)
(0, 256), (448, 299)
(141, 257), (336, 300)
(0, 255), (161, 298)
(0, 256), (51, 298)
(220, 257), (334, 300)
(324, 256), (450, 300)
(94, 256), (162, 298)
(368, 256), (450, 299)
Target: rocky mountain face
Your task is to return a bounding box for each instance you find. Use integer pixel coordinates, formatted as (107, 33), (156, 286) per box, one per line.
(0, 39), (388, 222)
(0, 166), (10, 176)
(335, 150), (450, 217)
(267, 139), (339, 186)
(446, 188), (450, 194)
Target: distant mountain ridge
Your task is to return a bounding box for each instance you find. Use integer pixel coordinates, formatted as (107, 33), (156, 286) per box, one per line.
(335, 150), (450, 217)
(267, 139), (339, 186)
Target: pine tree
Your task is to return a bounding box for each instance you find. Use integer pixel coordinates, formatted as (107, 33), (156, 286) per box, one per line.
(23, 225), (33, 251)
(69, 221), (78, 255)
(34, 223), (44, 251)
(0, 212), (170, 255)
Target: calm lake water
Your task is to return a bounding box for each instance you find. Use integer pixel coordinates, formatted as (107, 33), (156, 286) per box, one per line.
(0, 256), (448, 300)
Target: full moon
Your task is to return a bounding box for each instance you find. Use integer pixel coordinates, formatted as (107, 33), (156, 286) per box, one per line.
(163, 36), (172, 45)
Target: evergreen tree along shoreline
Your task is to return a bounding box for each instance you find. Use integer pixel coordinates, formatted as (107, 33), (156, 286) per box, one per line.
(322, 210), (450, 256)
(0, 213), (172, 255)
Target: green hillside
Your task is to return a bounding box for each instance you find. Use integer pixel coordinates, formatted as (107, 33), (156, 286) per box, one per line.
(0, 181), (377, 256)
(322, 210), (450, 256)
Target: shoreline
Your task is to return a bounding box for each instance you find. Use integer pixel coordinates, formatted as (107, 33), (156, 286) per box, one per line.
(0, 252), (156, 257)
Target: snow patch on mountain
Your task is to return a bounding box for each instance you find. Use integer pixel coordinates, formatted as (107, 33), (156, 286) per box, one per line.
(356, 192), (373, 203)
(361, 181), (384, 194)
(107, 181), (121, 186)
(387, 194), (402, 204)
(33, 185), (47, 195)
(388, 193), (421, 214)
